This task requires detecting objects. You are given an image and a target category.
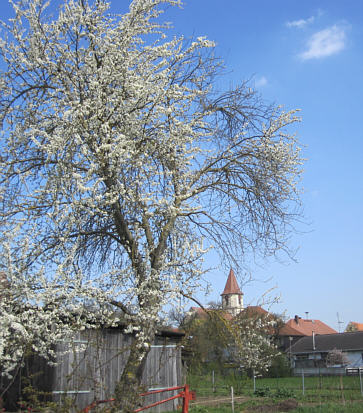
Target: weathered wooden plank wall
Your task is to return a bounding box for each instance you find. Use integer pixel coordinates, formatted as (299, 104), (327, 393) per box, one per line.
(51, 328), (183, 412)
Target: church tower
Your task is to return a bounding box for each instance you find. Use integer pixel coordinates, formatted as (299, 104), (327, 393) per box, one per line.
(221, 269), (244, 316)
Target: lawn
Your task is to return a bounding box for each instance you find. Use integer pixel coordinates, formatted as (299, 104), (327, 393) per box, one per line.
(187, 401), (363, 413)
(185, 371), (363, 412)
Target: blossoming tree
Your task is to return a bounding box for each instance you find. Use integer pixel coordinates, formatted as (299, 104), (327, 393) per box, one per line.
(231, 309), (279, 374)
(0, 0), (303, 410)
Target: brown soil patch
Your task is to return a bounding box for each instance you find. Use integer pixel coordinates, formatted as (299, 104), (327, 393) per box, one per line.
(245, 398), (298, 412)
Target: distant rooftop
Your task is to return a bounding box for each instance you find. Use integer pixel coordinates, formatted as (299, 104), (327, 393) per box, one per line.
(280, 315), (337, 337)
(346, 321), (363, 332)
(221, 268), (243, 296)
(290, 331), (363, 353)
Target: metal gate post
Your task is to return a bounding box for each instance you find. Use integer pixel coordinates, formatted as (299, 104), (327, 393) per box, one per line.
(181, 385), (195, 413)
(182, 385), (190, 413)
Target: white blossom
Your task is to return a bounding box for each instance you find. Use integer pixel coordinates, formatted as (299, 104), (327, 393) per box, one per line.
(0, 0), (302, 386)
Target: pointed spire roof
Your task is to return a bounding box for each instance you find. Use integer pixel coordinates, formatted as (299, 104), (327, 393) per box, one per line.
(221, 269), (243, 295)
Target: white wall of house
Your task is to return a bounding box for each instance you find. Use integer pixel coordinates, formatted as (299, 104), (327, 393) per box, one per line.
(346, 351), (363, 368)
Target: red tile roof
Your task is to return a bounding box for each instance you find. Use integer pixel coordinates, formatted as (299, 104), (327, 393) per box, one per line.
(243, 306), (268, 316)
(221, 269), (243, 295)
(279, 316), (337, 337)
(188, 307), (233, 320)
(189, 306), (208, 317)
(347, 322), (363, 331)
(190, 305), (270, 322)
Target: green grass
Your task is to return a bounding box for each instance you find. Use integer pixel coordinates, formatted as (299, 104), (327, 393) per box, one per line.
(184, 401), (363, 413)
(189, 403), (363, 413)
(186, 371), (363, 412)
(188, 371), (363, 401)
(293, 402), (363, 412)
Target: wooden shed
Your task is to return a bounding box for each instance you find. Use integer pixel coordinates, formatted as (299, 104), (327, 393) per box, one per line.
(2, 327), (184, 412)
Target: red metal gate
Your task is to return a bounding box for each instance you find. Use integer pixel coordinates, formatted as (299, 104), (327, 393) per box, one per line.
(82, 385), (196, 413)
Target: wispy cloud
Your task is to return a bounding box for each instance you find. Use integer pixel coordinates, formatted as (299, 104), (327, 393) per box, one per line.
(286, 16), (315, 29)
(255, 76), (267, 88)
(299, 25), (346, 60)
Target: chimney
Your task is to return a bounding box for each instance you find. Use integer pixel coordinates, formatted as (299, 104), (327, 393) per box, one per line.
(294, 315), (299, 324)
(312, 331), (316, 350)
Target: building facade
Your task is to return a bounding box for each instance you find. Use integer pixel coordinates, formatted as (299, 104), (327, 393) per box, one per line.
(290, 330), (363, 376)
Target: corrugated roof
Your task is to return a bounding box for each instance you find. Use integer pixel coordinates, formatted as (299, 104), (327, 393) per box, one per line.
(221, 269), (243, 295)
(290, 331), (363, 353)
(280, 317), (337, 337)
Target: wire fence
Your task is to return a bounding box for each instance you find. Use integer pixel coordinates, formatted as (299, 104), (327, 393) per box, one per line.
(187, 370), (363, 403)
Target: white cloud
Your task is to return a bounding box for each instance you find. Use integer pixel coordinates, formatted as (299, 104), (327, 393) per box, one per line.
(286, 16), (315, 29)
(255, 76), (267, 88)
(299, 25), (346, 60)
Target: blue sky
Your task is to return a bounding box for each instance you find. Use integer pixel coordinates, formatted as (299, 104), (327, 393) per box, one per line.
(161, 0), (363, 331)
(1, 0), (362, 331)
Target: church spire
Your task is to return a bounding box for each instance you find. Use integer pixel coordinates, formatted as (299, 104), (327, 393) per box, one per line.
(221, 268), (242, 295)
(221, 269), (243, 316)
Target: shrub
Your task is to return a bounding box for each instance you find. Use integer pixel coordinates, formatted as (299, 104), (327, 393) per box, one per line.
(266, 353), (292, 377)
(274, 387), (295, 398)
(254, 387), (271, 397)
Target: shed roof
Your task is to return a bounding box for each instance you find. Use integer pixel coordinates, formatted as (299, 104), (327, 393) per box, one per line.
(221, 269), (243, 296)
(290, 331), (363, 354)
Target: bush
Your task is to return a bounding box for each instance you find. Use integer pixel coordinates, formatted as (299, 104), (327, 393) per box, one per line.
(254, 386), (295, 399)
(266, 353), (292, 378)
(274, 387), (295, 398)
(254, 387), (271, 397)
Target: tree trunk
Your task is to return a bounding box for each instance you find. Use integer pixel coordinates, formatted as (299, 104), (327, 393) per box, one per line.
(111, 332), (154, 413)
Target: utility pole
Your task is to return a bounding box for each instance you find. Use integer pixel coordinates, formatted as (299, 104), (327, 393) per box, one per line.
(337, 313), (344, 333)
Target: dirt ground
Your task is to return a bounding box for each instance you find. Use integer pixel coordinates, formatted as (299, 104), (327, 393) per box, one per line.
(245, 398), (299, 412)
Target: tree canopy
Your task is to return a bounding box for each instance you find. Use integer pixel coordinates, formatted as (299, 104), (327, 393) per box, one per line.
(181, 307), (282, 376)
(0, 0), (303, 409)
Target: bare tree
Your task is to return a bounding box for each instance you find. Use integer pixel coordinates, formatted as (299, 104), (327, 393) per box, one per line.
(0, 0), (303, 410)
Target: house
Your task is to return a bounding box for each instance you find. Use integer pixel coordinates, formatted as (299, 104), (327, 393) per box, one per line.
(278, 315), (337, 351)
(289, 330), (363, 376)
(345, 321), (363, 332)
(1, 326), (184, 412)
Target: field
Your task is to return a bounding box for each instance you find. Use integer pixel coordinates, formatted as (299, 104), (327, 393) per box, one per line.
(186, 371), (363, 412)
(188, 403), (363, 412)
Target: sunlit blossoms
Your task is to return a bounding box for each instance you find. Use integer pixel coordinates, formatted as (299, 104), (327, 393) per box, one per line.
(232, 312), (279, 373)
(0, 0), (302, 406)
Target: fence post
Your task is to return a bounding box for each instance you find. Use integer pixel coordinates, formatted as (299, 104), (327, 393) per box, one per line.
(360, 368), (363, 397)
(340, 374), (345, 405)
(212, 370), (215, 393)
(302, 369), (305, 396)
(182, 385), (190, 413)
(231, 386), (234, 413)
(253, 370), (256, 393)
